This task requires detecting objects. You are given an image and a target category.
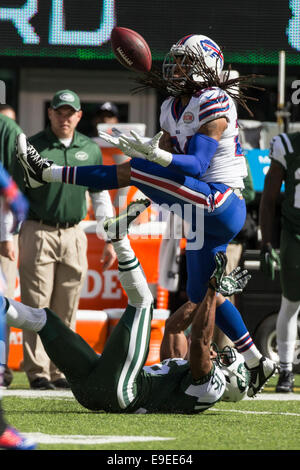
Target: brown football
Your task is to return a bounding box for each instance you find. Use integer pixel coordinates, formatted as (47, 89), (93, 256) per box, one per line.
(111, 27), (152, 73)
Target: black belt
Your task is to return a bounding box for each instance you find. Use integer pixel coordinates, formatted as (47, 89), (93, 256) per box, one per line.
(29, 219), (77, 229)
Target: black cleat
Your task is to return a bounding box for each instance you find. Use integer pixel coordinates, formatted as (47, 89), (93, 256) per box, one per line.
(16, 133), (53, 188)
(275, 370), (294, 393)
(246, 356), (278, 397)
(104, 198), (151, 240)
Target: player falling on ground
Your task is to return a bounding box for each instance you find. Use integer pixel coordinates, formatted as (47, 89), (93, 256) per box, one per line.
(2, 200), (251, 413)
(0, 163), (36, 450)
(16, 34), (277, 396)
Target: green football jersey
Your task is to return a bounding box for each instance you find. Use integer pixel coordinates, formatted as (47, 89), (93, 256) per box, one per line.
(269, 132), (300, 234)
(38, 305), (226, 414)
(136, 358), (226, 414)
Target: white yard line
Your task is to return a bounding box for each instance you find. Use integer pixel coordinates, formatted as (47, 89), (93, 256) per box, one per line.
(22, 433), (173, 445)
(244, 393), (300, 401)
(214, 408), (300, 417)
(3, 389), (300, 400)
(2, 389), (73, 398)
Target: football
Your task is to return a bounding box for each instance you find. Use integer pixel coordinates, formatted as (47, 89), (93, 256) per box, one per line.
(111, 26), (152, 73)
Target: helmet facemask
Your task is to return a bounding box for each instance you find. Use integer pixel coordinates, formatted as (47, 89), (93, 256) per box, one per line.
(163, 48), (194, 84)
(214, 345), (250, 402)
(162, 36), (224, 86)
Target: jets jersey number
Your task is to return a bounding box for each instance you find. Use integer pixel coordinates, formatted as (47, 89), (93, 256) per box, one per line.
(140, 358), (226, 413)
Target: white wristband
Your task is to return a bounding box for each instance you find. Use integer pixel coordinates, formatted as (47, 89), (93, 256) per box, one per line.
(150, 148), (172, 167)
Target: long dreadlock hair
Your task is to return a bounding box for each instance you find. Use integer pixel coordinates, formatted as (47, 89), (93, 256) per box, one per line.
(132, 46), (263, 117)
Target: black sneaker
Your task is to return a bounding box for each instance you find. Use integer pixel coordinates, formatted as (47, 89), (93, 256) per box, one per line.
(51, 378), (70, 389)
(275, 370), (294, 393)
(30, 378), (56, 390)
(16, 133), (53, 189)
(246, 356), (278, 397)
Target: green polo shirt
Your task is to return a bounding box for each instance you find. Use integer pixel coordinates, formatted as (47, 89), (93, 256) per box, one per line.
(0, 114), (24, 188)
(23, 127), (103, 224)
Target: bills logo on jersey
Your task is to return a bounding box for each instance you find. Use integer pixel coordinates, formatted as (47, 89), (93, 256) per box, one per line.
(183, 112), (194, 123)
(200, 39), (224, 68)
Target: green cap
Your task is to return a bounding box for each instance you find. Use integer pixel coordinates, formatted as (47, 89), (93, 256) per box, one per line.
(50, 89), (81, 111)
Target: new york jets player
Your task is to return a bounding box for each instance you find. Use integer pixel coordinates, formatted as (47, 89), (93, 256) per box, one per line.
(260, 132), (300, 393)
(16, 34), (277, 396)
(2, 200), (251, 412)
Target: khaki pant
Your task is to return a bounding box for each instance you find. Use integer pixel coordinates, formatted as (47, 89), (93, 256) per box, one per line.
(19, 220), (88, 383)
(0, 234), (19, 383)
(0, 234), (19, 298)
(212, 243), (243, 350)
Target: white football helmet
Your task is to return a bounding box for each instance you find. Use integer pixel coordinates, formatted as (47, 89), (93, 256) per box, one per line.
(215, 346), (250, 402)
(162, 34), (224, 83)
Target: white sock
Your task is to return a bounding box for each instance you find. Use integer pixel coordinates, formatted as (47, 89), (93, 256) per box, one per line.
(113, 236), (135, 264)
(234, 332), (262, 368)
(43, 165), (63, 183)
(241, 345), (262, 369)
(5, 298), (47, 332)
(276, 296), (300, 369)
(113, 237), (153, 308)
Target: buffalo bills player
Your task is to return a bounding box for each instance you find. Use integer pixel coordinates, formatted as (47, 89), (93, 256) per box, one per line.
(16, 34), (277, 396)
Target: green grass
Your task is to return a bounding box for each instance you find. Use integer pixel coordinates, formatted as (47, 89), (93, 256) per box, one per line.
(2, 372), (300, 451)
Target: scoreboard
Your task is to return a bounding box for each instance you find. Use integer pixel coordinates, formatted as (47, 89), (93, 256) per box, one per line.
(0, 1), (298, 66)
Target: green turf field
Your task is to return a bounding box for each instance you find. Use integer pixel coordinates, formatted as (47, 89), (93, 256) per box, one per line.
(2, 372), (300, 452)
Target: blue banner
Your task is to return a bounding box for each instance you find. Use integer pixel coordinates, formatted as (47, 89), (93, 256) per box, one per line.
(244, 148), (285, 193)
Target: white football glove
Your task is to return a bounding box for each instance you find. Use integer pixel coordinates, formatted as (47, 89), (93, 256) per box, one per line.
(98, 129), (145, 158)
(120, 130), (172, 167)
(111, 128), (150, 158)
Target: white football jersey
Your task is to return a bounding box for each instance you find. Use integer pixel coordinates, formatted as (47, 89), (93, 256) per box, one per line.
(160, 87), (247, 188)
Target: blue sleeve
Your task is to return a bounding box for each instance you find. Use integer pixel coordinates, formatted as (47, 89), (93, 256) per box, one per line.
(168, 133), (219, 177)
(0, 163), (11, 190)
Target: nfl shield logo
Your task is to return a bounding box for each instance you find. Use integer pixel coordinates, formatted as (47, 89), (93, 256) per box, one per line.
(183, 112), (194, 123)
